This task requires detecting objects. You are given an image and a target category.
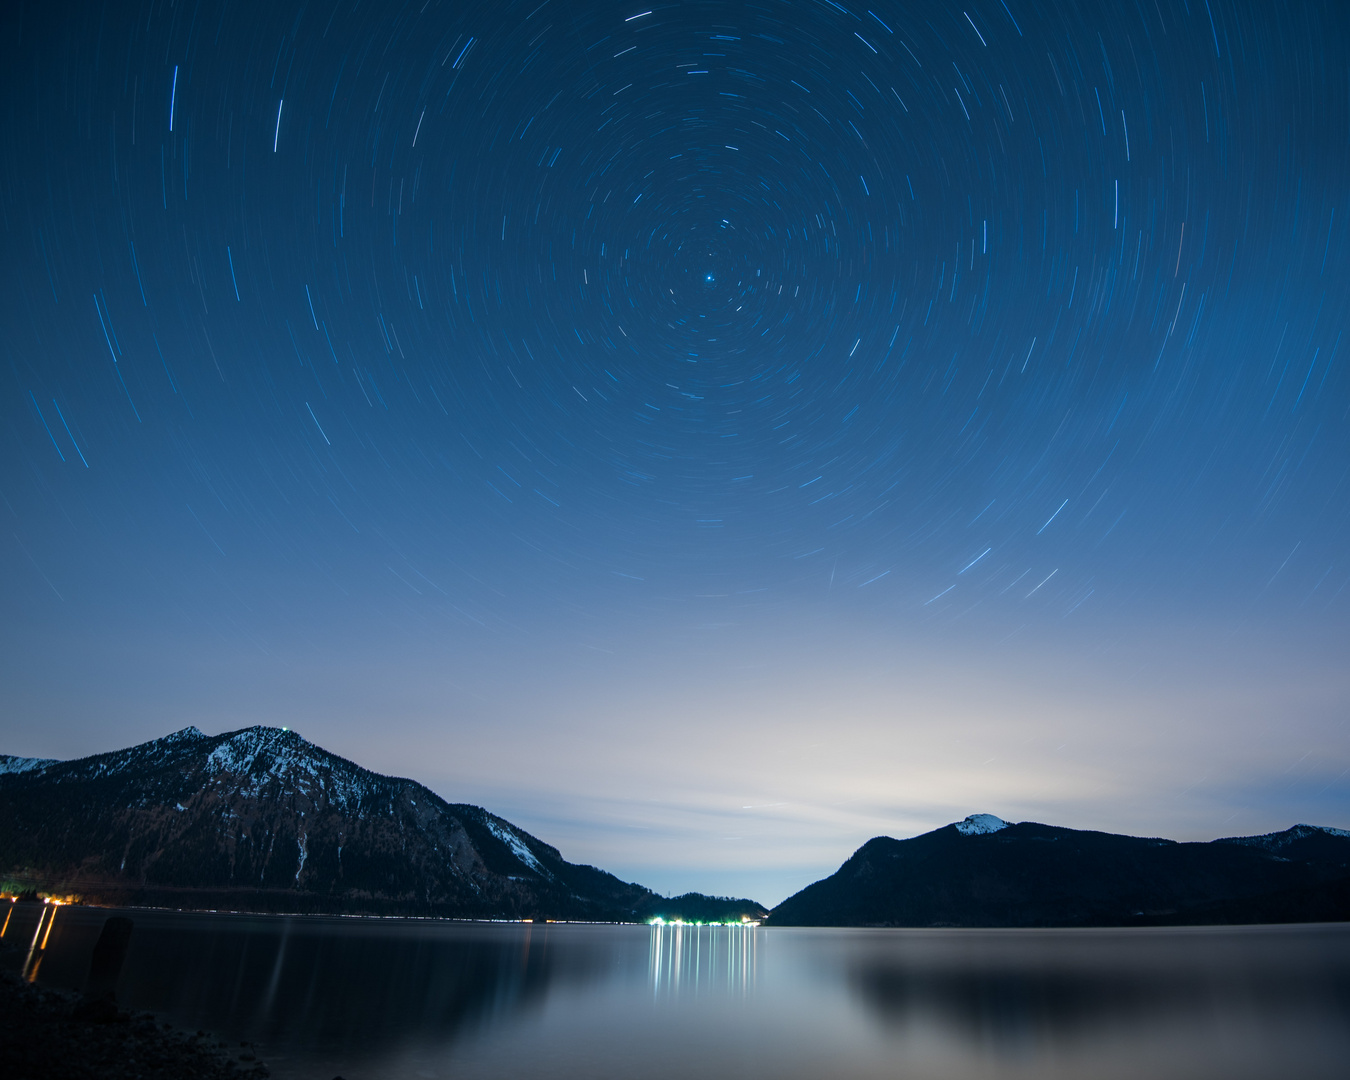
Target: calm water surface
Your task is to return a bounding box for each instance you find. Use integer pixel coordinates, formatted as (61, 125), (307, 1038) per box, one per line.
(8, 904), (1350, 1079)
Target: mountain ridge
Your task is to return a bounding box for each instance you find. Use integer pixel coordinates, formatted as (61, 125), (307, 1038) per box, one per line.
(8, 731), (1347, 927)
(0, 726), (765, 923)
(767, 813), (1350, 927)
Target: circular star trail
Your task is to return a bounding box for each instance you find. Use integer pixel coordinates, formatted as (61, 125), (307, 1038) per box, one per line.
(6, 0), (1347, 626)
(1, 3), (1348, 876)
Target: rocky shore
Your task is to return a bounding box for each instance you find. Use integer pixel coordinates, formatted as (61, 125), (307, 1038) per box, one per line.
(0, 967), (271, 1080)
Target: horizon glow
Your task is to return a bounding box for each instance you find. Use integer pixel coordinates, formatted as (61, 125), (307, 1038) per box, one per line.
(1, 0), (1347, 907)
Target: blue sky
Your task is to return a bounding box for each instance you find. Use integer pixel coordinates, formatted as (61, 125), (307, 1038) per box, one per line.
(2, 0), (1347, 904)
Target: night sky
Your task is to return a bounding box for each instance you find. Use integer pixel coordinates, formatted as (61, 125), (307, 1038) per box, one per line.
(2, 0), (1347, 904)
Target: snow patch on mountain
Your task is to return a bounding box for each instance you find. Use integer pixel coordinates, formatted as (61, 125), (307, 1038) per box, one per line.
(165, 726), (208, 743)
(486, 819), (550, 878)
(0, 755), (60, 776)
(197, 727), (386, 813)
(955, 814), (1009, 836)
(1222, 823), (1350, 849)
(206, 727), (297, 776)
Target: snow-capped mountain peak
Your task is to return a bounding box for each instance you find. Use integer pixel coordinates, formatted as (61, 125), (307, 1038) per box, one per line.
(1220, 823), (1350, 849)
(955, 813), (1010, 836)
(165, 726), (208, 742)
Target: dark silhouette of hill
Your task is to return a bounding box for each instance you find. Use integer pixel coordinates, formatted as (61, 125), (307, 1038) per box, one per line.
(768, 814), (1350, 927)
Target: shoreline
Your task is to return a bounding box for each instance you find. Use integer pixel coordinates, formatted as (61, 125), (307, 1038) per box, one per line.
(0, 960), (271, 1080)
(17, 897), (1349, 931)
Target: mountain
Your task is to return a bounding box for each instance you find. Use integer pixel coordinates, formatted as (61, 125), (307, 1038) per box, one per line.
(0, 726), (765, 923)
(767, 814), (1350, 927)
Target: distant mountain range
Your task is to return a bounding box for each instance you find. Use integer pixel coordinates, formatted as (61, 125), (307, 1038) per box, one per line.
(5, 730), (1347, 926)
(0, 726), (764, 923)
(767, 814), (1350, 927)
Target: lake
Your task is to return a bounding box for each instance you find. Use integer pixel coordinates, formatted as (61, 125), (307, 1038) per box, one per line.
(7, 903), (1350, 1079)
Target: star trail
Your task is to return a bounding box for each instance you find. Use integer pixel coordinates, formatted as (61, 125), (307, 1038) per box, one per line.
(2, 0), (1347, 901)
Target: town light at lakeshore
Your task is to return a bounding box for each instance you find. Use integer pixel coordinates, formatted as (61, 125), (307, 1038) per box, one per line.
(647, 916), (761, 927)
(21, 897), (64, 981)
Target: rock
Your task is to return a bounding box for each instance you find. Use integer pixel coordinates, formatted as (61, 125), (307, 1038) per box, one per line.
(72, 991), (126, 1023)
(0, 968), (270, 1079)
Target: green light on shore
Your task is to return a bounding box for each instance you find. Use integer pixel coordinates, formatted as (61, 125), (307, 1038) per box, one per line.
(646, 916), (760, 927)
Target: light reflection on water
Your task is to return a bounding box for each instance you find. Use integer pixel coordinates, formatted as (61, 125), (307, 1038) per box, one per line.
(10, 905), (1350, 1080)
(649, 921), (757, 998)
